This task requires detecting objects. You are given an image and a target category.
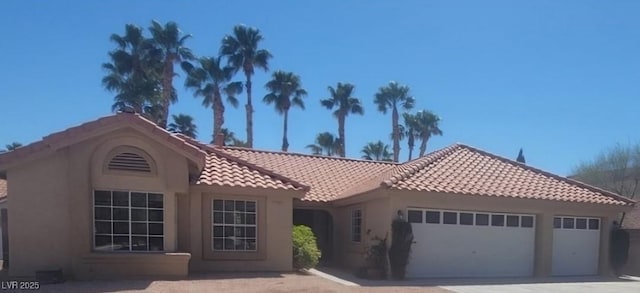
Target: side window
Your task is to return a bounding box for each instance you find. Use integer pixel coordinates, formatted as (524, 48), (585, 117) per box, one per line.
(351, 209), (362, 242)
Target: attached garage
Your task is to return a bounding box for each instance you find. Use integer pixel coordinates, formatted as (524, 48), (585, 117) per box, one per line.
(406, 208), (536, 278)
(551, 216), (601, 276)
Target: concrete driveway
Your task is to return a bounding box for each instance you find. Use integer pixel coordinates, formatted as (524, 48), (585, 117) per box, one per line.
(442, 277), (640, 293)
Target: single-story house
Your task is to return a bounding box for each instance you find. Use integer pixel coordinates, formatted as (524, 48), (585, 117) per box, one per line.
(0, 112), (634, 280)
(622, 206), (640, 275)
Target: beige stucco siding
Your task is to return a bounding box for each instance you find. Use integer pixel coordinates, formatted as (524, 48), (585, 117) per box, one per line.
(8, 128), (192, 278)
(188, 186), (300, 272)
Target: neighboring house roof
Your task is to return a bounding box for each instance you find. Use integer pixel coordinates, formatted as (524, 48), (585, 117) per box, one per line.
(0, 113), (207, 170)
(216, 144), (634, 205)
(0, 178), (6, 202)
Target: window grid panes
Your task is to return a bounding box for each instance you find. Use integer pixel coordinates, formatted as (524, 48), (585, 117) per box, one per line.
(415, 209), (535, 228)
(94, 190), (164, 252)
(212, 200), (258, 251)
(351, 209), (362, 242)
(553, 216), (600, 230)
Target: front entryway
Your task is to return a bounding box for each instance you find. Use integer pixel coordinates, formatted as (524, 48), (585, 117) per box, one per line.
(406, 208), (536, 278)
(551, 216), (601, 276)
(293, 209), (333, 264)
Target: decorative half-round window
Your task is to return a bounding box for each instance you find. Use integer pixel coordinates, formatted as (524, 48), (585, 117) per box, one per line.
(104, 146), (157, 176)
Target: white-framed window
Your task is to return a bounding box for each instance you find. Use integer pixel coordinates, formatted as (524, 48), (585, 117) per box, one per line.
(553, 216), (600, 230)
(406, 208), (536, 229)
(212, 199), (257, 251)
(93, 190), (164, 252)
(351, 209), (362, 242)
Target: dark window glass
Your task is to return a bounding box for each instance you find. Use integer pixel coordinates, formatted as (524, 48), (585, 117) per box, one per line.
(131, 193), (147, 207)
(213, 200), (224, 211)
(246, 227), (256, 238)
(224, 200), (235, 211)
(235, 213), (245, 224)
(553, 217), (562, 228)
(149, 223), (163, 235)
(113, 208), (129, 221)
(224, 212), (234, 224)
(460, 213), (474, 225)
(148, 210), (163, 222)
(131, 223), (147, 235)
(149, 237), (163, 251)
(408, 210), (423, 223)
(148, 194), (163, 208)
(213, 238), (223, 250)
(589, 219), (600, 230)
(112, 191), (129, 207)
(95, 235), (112, 251)
(246, 201), (256, 212)
(246, 213), (256, 225)
(425, 211), (440, 224)
(235, 201), (245, 212)
(224, 226), (235, 237)
(213, 226), (223, 237)
(113, 236), (130, 251)
(224, 238), (234, 250)
(506, 215), (519, 227)
(443, 212), (457, 224)
(521, 216), (534, 228)
(246, 239), (256, 250)
(491, 215), (505, 226)
(213, 212), (223, 224)
(563, 218), (575, 229)
(476, 214), (489, 226)
(131, 209), (147, 221)
(235, 227), (245, 237)
(131, 236), (148, 251)
(94, 190), (111, 206)
(95, 207), (111, 220)
(113, 222), (129, 234)
(576, 218), (587, 229)
(95, 221), (112, 234)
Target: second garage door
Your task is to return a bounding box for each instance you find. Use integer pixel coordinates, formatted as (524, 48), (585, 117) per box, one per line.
(406, 209), (536, 278)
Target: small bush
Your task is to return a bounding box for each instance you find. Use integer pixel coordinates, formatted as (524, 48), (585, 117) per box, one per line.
(292, 225), (321, 269)
(388, 218), (413, 280)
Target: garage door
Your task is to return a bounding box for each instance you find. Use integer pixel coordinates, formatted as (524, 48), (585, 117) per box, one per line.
(551, 216), (600, 276)
(406, 209), (535, 278)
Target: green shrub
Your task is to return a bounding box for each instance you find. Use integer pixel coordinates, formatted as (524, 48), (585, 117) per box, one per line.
(610, 228), (630, 275)
(292, 225), (321, 269)
(388, 218), (413, 280)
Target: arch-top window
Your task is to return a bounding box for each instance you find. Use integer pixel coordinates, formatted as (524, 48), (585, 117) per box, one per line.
(104, 146), (157, 175)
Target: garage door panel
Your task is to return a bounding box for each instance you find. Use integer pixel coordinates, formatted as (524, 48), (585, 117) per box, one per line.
(551, 216), (600, 276)
(407, 209), (535, 278)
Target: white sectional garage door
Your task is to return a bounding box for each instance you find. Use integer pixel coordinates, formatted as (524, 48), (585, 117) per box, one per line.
(406, 209), (536, 278)
(552, 216), (601, 276)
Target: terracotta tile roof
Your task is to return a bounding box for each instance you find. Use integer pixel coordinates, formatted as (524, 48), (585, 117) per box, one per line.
(218, 147), (397, 202)
(0, 179), (6, 200)
(382, 144), (634, 206)
(196, 152), (304, 191)
(0, 113), (207, 170)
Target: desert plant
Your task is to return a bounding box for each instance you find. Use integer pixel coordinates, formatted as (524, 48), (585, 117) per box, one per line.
(365, 236), (388, 279)
(610, 226), (630, 275)
(388, 216), (413, 280)
(292, 225), (321, 269)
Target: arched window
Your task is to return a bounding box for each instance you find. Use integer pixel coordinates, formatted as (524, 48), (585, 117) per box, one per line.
(104, 146), (157, 175)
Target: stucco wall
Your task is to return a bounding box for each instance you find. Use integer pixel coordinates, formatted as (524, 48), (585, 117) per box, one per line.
(625, 229), (640, 276)
(187, 186), (299, 272)
(7, 128), (192, 278)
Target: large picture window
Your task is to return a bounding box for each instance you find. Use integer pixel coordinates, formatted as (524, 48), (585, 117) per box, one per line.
(93, 190), (164, 252)
(212, 200), (257, 251)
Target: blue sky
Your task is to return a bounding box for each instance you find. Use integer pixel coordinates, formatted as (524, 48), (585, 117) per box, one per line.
(1, 0), (639, 176)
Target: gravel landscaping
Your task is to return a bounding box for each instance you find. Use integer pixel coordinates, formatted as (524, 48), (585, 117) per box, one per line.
(36, 272), (451, 293)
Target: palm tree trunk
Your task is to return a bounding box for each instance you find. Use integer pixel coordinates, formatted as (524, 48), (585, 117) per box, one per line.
(282, 110), (289, 152)
(213, 91), (225, 143)
(392, 107), (400, 162)
(161, 59), (174, 129)
(338, 115), (346, 157)
(408, 133), (414, 161)
(245, 73), (254, 148)
(419, 135), (430, 157)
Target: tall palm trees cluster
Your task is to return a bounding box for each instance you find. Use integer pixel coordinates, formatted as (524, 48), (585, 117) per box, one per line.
(102, 21), (442, 163)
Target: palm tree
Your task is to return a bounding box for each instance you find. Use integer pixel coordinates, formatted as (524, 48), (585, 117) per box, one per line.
(306, 132), (340, 156)
(5, 142), (22, 152)
(220, 24), (273, 148)
(361, 141), (393, 161)
(402, 113), (419, 161)
(374, 81), (415, 162)
(216, 128), (247, 147)
(182, 57), (243, 143)
(414, 110), (443, 157)
(102, 24), (161, 121)
(263, 71), (307, 152)
(149, 20), (194, 128)
(168, 114), (198, 139)
(320, 83), (364, 157)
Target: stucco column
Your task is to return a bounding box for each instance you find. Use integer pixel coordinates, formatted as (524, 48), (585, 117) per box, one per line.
(534, 212), (553, 277)
(599, 216), (613, 276)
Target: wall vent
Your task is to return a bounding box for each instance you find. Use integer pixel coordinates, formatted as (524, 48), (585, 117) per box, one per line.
(108, 152), (151, 173)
